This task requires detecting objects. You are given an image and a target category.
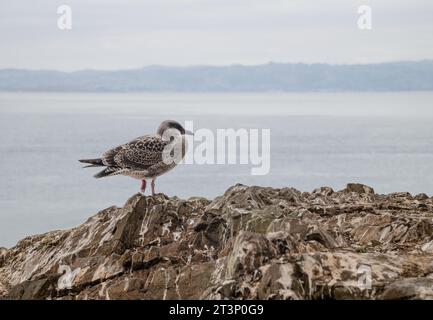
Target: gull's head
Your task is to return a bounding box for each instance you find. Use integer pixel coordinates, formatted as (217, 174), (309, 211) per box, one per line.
(156, 120), (193, 138)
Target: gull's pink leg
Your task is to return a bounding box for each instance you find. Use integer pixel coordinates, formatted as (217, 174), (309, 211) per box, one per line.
(151, 179), (155, 196)
(140, 180), (147, 193)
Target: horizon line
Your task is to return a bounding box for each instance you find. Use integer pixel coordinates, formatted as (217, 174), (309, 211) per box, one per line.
(1, 59), (432, 73)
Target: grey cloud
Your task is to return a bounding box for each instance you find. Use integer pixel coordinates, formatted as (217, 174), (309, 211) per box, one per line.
(0, 0), (432, 70)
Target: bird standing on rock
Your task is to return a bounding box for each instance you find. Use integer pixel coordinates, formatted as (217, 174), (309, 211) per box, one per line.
(79, 120), (193, 195)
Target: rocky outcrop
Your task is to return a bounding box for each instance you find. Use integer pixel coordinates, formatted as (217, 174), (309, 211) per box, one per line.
(1, 184), (433, 300)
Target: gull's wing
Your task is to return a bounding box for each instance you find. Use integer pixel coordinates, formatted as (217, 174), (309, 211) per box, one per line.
(102, 135), (169, 171)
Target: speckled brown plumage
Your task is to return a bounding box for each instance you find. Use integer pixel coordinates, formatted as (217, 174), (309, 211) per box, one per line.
(79, 120), (191, 194)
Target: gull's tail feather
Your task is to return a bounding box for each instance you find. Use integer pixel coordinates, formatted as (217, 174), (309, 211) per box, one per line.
(80, 159), (121, 178)
(79, 158), (104, 167)
(94, 167), (121, 179)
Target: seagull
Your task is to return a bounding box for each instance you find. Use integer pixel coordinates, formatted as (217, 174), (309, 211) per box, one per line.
(79, 120), (193, 195)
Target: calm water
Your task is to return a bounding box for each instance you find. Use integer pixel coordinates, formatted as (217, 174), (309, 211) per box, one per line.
(1, 92), (433, 247)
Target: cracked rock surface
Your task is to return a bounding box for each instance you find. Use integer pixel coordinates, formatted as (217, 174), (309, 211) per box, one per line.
(1, 183), (433, 300)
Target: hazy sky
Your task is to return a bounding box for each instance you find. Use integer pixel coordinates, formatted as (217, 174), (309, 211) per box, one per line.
(1, 0), (432, 71)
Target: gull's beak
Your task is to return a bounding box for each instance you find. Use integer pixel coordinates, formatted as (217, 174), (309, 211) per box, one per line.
(185, 130), (194, 136)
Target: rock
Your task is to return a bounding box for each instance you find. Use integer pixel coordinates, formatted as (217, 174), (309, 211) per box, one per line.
(415, 193), (429, 201)
(1, 183), (433, 300)
(7, 275), (58, 300)
(381, 278), (433, 300)
(421, 240), (433, 253)
(257, 263), (303, 300)
(225, 231), (276, 279)
(0, 248), (7, 268)
(312, 187), (334, 197)
(345, 183), (375, 195)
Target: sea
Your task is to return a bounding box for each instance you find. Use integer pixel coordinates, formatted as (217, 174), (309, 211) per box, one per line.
(1, 92), (433, 247)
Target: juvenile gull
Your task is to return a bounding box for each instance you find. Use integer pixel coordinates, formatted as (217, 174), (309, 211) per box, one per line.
(79, 120), (192, 195)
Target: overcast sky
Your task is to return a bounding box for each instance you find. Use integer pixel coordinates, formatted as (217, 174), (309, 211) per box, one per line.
(1, 0), (432, 71)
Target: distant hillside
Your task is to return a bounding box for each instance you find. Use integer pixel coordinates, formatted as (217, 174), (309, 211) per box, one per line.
(1, 61), (433, 92)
